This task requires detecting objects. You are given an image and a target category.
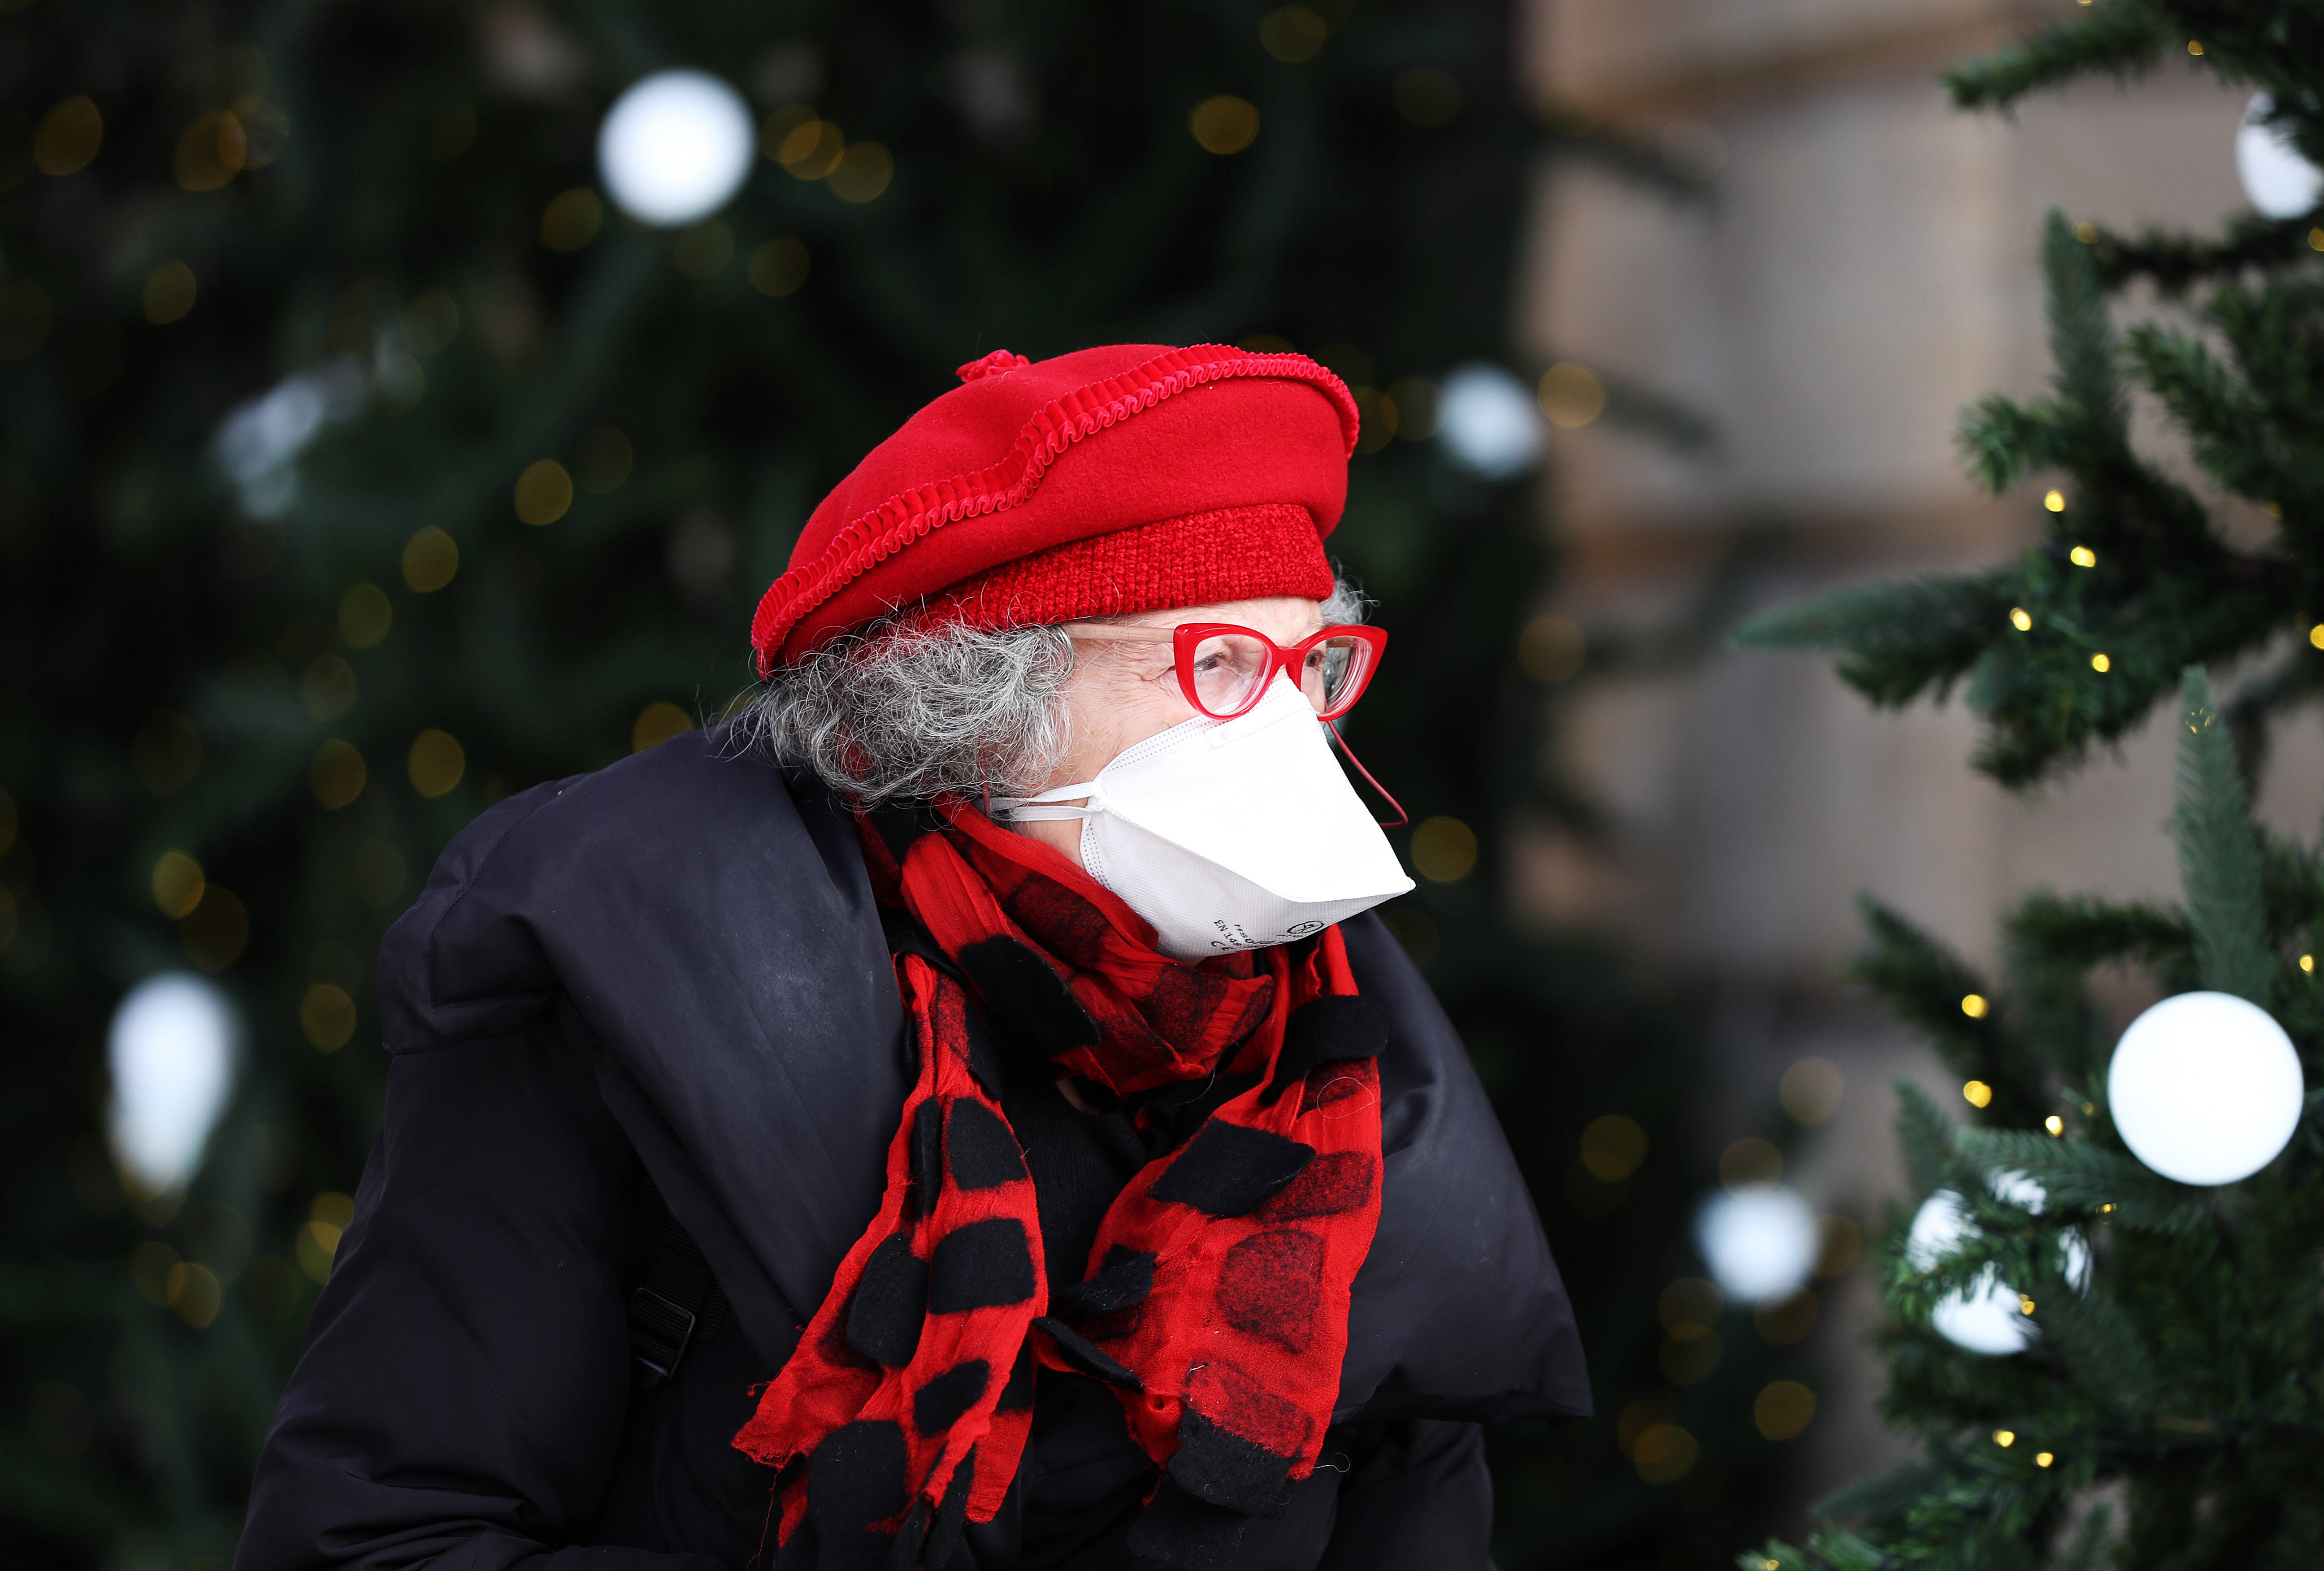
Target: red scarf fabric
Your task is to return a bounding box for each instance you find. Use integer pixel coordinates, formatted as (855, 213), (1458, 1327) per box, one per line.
(732, 797), (1386, 1569)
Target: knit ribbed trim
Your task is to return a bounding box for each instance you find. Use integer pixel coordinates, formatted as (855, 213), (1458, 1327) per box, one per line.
(897, 505), (1335, 636)
(751, 347), (1361, 673)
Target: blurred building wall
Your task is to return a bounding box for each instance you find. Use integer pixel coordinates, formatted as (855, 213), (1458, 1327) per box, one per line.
(1513, 0), (2323, 1513)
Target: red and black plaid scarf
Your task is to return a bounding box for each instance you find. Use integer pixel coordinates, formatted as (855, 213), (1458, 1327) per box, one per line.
(733, 796), (1387, 1569)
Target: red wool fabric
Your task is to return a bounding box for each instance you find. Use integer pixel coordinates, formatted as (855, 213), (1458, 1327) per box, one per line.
(731, 800), (1384, 1569)
(750, 343), (1362, 671)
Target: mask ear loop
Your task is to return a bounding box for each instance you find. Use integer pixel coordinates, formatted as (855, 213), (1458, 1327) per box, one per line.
(1327, 721), (1408, 829)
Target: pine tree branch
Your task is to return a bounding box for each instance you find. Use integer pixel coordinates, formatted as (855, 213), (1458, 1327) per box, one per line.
(1728, 570), (2018, 707)
(1849, 900), (2019, 1097)
(2038, 1279), (2167, 1418)
(2004, 891), (2191, 975)
(1940, 3), (2180, 113)
(2087, 215), (2324, 294)
(1954, 1128), (2214, 1230)
(2174, 668), (2276, 1002)
(1894, 1077), (1968, 1199)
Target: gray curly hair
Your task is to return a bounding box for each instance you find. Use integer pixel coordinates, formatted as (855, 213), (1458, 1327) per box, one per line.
(734, 579), (1366, 807)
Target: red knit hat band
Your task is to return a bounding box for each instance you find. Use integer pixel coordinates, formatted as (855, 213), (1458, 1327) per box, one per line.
(895, 504), (1335, 637)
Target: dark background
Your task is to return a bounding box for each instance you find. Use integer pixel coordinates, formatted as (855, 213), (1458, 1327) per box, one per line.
(0, 3), (1825, 1567)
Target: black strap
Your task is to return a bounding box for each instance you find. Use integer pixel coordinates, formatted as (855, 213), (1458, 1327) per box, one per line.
(625, 1176), (728, 1385)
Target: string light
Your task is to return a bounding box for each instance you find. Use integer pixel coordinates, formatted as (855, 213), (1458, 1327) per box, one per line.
(2010, 608), (2033, 632)
(1994, 1429), (2016, 1447)
(2045, 1114), (2065, 1136)
(2308, 624), (2324, 650)
(2035, 1451), (2055, 1467)
(2069, 545), (2096, 567)
(2301, 954), (2315, 974)
(1960, 993), (1988, 1018)
(2091, 652), (2111, 673)
(1962, 1080), (1993, 1108)
(2043, 489), (2065, 512)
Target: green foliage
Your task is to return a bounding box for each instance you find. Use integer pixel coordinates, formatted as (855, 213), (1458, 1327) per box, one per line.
(1742, 17), (2324, 1553)
(2172, 670), (2274, 1003)
(1756, 665), (2324, 1571)
(1735, 4), (2324, 787)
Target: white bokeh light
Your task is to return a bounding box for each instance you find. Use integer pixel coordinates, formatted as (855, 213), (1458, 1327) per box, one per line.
(1907, 1184), (2090, 1356)
(107, 973), (238, 1195)
(2109, 990), (2304, 1186)
(1908, 1190), (2033, 1354)
(1435, 364), (1543, 480)
(598, 70), (756, 226)
(2237, 94), (2322, 220)
(1695, 1183), (1818, 1302)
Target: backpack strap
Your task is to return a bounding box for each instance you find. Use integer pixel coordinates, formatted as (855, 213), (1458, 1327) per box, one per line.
(625, 1175), (728, 1385)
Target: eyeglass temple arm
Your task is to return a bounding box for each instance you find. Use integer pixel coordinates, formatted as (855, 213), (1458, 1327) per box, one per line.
(1327, 721), (1408, 830)
(1055, 623), (1176, 642)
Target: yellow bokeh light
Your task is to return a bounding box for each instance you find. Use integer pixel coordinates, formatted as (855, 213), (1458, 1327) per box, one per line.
(175, 110), (247, 191)
(750, 237), (811, 298)
(1779, 1057), (1843, 1124)
(1994, 1429), (2016, 1447)
(2301, 953), (2315, 974)
(408, 729), (466, 798)
(1632, 1422), (1698, 1483)
(2045, 1114), (2065, 1135)
(2035, 1451), (2055, 1467)
(1960, 993), (1988, 1018)
(1260, 6), (1329, 63)
(539, 187), (603, 251)
(1753, 1380), (1817, 1440)
(1962, 1080), (1994, 1109)
(829, 142), (894, 203)
(633, 702), (695, 753)
(1190, 95), (1259, 155)
(300, 984), (357, 1051)
(2009, 608), (2033, 632)
(1539, 363), (1605, 428)
(2308, 623), (2324, 650)
(309, 739), (367, 810)
(1392, 66), (1463, 128)
(2069, 545), (2096, 567)
(1409, 816), (1478, 883)
(152, 850), (206, 919)
(35, 95), (104, 176)
(2091, 652), (2111, 673)
(1579, 1114), (1648, 1181)
(514, 459), (573, 525)
(338, 582), (392, 648)
(143, 260), (197, 324)
(2042, 489), (2065, 512)
(402, 525), (458, 593)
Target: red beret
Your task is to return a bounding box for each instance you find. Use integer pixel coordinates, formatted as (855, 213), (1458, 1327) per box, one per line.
(750, 343), (1360, 672)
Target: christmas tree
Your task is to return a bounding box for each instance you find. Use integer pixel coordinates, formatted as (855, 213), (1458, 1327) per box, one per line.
(1, 2), (1781, 1567)
(1733, 3), (2324, 1566)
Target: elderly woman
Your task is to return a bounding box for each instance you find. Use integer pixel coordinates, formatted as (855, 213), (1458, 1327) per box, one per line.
(238, 345), (1586, 1571)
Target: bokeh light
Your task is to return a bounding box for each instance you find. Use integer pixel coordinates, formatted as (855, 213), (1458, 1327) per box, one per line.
(1695, 1184), (1817, 1302)
(107, 973), (238, 1195)
(598, 70), (757, 226)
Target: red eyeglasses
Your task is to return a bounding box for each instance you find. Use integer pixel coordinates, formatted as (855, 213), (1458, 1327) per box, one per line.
(1057, 621), (1388, 721)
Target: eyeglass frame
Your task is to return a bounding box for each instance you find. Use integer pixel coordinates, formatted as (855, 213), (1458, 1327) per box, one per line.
(1055, 620), (1388, 722)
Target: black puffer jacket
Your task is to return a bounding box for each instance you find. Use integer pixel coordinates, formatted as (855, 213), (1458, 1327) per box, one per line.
(235, 729), (1587, 1571)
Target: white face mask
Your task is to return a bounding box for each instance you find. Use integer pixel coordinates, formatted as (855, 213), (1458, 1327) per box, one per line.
(993, 674), (1414, 961)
